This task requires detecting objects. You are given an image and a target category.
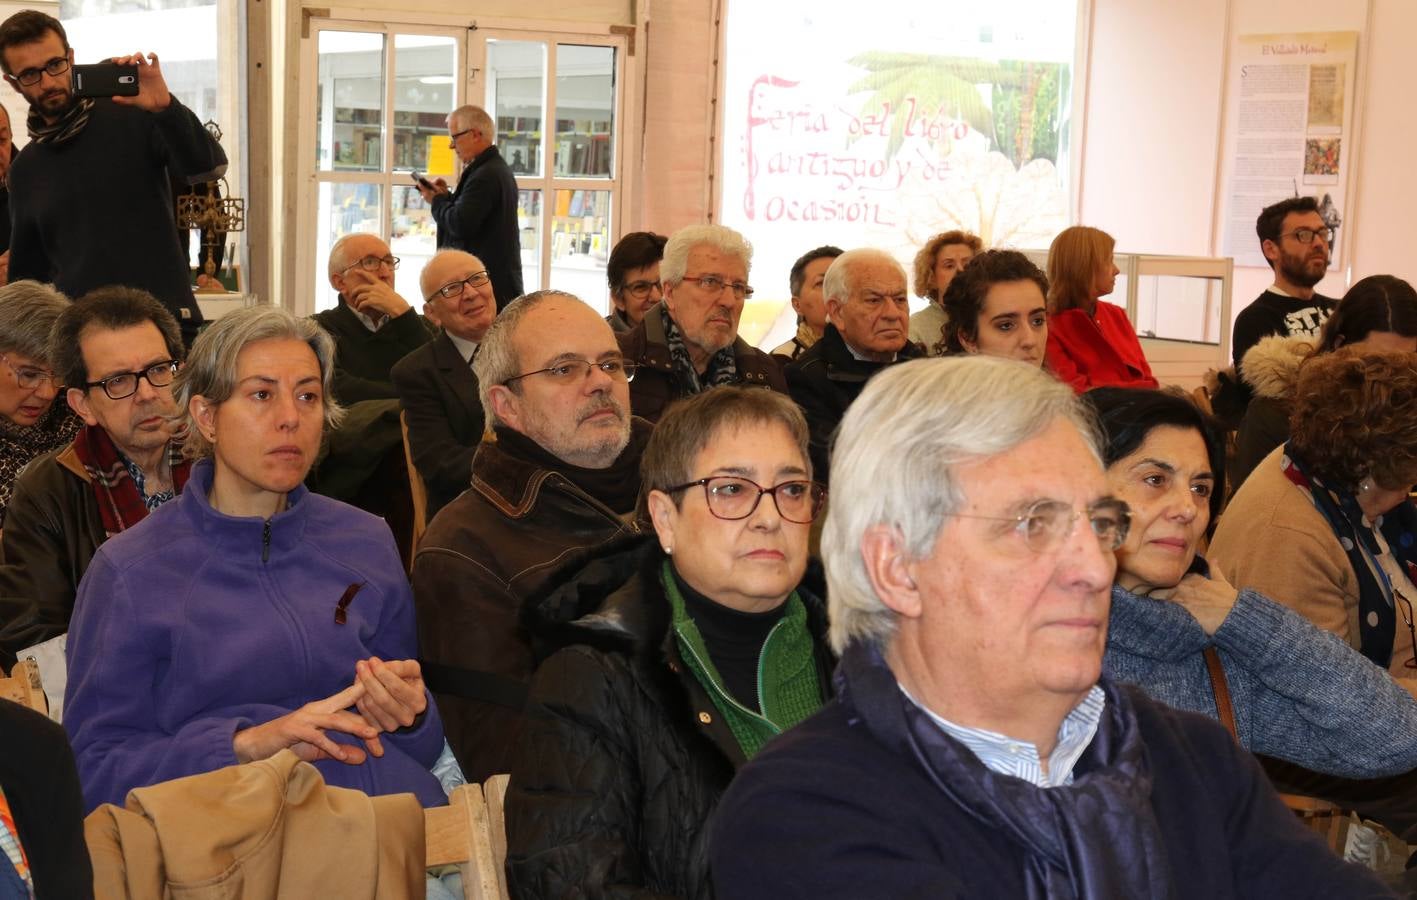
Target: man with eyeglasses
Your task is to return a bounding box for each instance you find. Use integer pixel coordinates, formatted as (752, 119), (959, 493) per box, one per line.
(605, 231), (668, 333)
(412, 289), (651, 782)
(618, 224), (787, 424)
(710, 356), (1390, 899)
(0, 10), (226, 349)
(1232, 196), (1339, 380)
(390, 249), (496, 517)
(785, 247), (922, 483)
(315, 232), (435, 404)
(0, 286), (189, 670)
(415, 104), (523, 307)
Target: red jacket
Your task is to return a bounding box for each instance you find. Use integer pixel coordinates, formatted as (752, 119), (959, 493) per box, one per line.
(1045, 302), (1158, 392)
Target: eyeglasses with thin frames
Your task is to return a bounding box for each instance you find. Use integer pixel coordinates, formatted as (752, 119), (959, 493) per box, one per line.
(427, 270), (491, 302)
(619, 280), (662, 300)
(949, 498), (1131, 554)
(12, 56), (68, 87)
(503, 357), (636, 387)
(1393, 589), (1417, 670)
(83, 360), (180, 401)
(679, 274), (754, 300)
(339, 255), (399, 276)
(664, 475), (827, 524)
(0, 354), (58, 391)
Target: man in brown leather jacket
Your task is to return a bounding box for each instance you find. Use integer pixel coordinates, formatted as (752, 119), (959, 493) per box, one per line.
(412, 289), (650, 782)
(617, 224), (787, 423)
(0, 287), (189, 668)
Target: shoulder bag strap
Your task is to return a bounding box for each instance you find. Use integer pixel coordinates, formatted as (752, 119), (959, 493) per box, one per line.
(1202, 646), (1238, 740)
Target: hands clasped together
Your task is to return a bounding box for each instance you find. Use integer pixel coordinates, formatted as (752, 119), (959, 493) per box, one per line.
(232, 657), (428, 765)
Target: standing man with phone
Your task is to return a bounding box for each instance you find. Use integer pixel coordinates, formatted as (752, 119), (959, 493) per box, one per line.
(0, 10), (227, 349)
(416, 105), (524, 307)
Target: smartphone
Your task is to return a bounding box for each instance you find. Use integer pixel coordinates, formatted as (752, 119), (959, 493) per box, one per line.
(409, 171), (434, 191)
(71, 63), (140, 98)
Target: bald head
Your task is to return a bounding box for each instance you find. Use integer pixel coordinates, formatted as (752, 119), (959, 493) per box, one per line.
(421, 250), (496, 342)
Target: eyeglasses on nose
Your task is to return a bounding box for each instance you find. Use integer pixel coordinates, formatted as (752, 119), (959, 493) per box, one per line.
(619, 280), (662, 300)
(1280, 227), (1335, 246)
(82, 360), (179, 400)
(340, 254), (399, 275)
(949, 498), (1131, 554)
(663, 475), (827, 524)
(428, 270), (491, 301)
(0, 354), (58, 391)
(13, 56), (68, 86)
(679, 274), (754, 299)
(503, 357), (637, 386)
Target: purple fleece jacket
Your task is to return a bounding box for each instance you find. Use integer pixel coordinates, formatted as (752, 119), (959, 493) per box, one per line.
(64, 459), (445, 812)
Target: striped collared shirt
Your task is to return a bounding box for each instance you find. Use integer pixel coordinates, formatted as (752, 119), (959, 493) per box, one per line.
(902, 684), (1107, 788)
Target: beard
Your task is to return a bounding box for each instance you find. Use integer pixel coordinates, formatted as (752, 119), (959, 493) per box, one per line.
(1277, 246), (1327, 289)
(522, 393), (631, 470)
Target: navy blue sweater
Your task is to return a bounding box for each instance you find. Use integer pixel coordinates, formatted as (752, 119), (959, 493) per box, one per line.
(711, 643), (1394, 899)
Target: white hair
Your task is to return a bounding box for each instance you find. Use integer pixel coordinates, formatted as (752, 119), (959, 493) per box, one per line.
(449, 105), (495, 142)
(822, 247), (907, 305)
(660, 224), (753, 286)
(327, 233), (390, 280)
(419, 249), (484, 300)
(821, 356), (1102, 654)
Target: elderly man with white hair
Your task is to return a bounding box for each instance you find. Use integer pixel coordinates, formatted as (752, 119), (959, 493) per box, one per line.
(784, 247), (922, 481)
(710, 356), (1393, 899)
(617, 223), (786, 423)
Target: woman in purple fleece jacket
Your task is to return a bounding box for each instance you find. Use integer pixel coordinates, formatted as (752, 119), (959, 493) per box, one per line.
(64, 306), (445, 813)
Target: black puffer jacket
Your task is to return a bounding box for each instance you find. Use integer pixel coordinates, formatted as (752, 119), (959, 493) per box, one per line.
(504, 536), (833, 900)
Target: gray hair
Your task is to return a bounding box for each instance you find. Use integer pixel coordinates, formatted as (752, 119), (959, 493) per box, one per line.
(822, 248), (907, 305)
(173, 306), (345, 459)
(420, 249), (484, 300)
(821, 356), (1102, 654)
(449, 105), (495, 142)
(472, 290), (575, 427)
(327, 233), (390, 279)
(0, 280), (68, 363)
(660, 224), (753, 286)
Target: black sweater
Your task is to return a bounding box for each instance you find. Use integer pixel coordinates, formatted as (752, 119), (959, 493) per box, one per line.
(9, 97), (227, 340)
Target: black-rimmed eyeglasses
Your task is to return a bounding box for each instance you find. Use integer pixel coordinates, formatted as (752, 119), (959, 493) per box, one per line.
(949, 498), (1131, 554)
(1279, 226), (1335, 246)
(427, 270), (491, 302)
(1393, 589), (1417, 670)
(83, 360), (179, 400)
(664, 476), (827, 524)
(12, 56), (68, 87)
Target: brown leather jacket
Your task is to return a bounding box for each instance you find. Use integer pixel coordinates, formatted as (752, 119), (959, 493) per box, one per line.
(616, 302), (788, 423)
(411, 421), (649, 782)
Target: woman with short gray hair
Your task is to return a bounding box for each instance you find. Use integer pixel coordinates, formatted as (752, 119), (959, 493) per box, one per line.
(65, 305), (448, 813)
(0, 279), (77, 524)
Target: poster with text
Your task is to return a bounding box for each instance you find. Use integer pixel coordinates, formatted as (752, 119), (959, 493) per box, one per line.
(1220, 31), (1358, 269)
(717, 1), (1076, 345)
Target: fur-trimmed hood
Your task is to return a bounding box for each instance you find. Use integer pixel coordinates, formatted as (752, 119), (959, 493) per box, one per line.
(1240, 334), (1315, 401)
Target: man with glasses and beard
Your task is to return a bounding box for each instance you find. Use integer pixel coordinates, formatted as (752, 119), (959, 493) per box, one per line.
(412, 290), (650, 782)
(1232, 196), (1338, 378)
(0, 10), (226, 349)
(0, 287), (189, 670)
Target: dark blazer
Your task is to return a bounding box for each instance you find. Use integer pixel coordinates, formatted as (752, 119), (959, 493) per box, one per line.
(785, 324), (923, 482)
(310, 302), (435, 405)
(391, 333), (485, 518)
(616, 303), (788, 424)
(430, 145), (525, 307)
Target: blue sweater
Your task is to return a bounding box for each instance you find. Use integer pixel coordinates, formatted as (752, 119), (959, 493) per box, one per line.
(711, 642), (1392, 899)
(64, 459), (445, 812)
(1105, 582), (1417, 778)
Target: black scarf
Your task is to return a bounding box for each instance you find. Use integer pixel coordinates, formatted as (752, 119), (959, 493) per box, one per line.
(660, 304), (738, 394)
(493, 424), (643, 515)
(0, 404), (81, 525)
(27, 97), (95, 146)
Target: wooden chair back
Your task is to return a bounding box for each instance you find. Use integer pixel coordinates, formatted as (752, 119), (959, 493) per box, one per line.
(399, 410), (429, 569)
(424, 782), (509, 900)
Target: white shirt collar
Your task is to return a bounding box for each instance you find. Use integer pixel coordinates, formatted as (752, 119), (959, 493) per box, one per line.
(446, 332), (478, 363)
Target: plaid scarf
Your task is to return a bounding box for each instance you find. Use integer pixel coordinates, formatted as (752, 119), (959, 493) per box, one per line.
(72, 424), (191, 537)
(27, 97), (95, 146)
(660, 304), (738, 394)
(1281, 443), (1417, 667)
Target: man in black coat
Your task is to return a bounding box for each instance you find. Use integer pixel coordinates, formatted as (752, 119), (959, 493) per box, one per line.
(0, 11), (227, 348)
(785, 247), (922, 482)
(392, 249), (494, 518)
(418, 104), (524, 307)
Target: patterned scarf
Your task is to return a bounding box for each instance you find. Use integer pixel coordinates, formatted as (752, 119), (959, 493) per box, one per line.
(1281, 443), (1417, 667)
(26, 97), (95, 146)
(660, 304), (738, 394)
(0, 404), (81, 526)
(72, 424), (192, 537)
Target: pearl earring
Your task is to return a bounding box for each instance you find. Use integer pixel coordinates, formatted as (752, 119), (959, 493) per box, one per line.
(663, 545), (673, 555)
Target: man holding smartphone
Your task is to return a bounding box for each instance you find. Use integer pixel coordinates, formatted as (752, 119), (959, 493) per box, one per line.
(0, 10), (227, 349)
(416, 104), (524, 308)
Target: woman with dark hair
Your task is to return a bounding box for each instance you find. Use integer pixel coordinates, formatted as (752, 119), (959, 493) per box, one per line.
(1234, 274), (1417, 488)
(940, 249), (1048, 365)
(1044, 226), (1157, 391)
(1213, 350), (1417, 685)
(605, 231), (668, 332)
(504, 386), (833, 899)
(1092, 386), (1417, 834)
(64, 306), (446, 814)
(908, 230), (982, 355)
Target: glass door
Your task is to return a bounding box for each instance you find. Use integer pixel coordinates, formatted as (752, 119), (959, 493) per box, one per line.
(473, 32), (625, 312)
(309, 25), (463, 310)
